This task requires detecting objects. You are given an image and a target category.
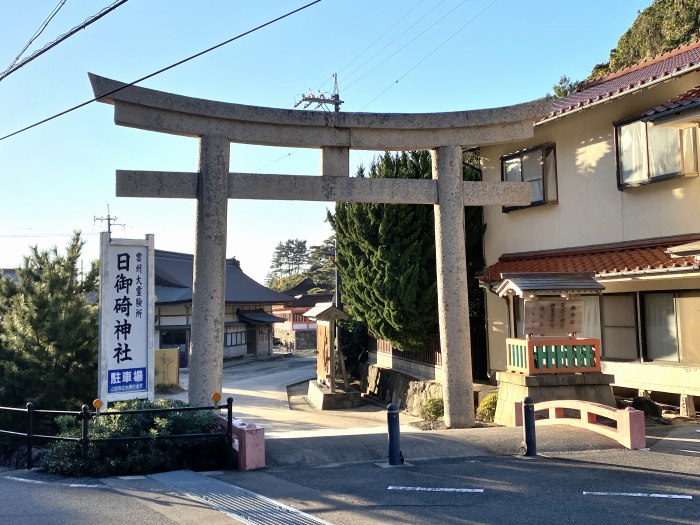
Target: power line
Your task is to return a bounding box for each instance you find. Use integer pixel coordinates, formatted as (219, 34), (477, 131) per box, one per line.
(314, 0), (428, 92)
(0, 0), (130, 83)
(344, 0), (466, 93)
(0, 0), (322, 142)
(3, 0), (68, 76)
(360, 0), (499, 110)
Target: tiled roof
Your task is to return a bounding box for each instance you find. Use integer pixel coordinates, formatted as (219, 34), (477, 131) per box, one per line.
(642, 84), (700, 119)
(544, 40), (700, 121)
(154, 250), (291, 305)
(481, 235), (700, 283)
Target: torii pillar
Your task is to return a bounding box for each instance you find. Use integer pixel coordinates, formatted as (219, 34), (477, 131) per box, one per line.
(90, 73), (551, 427)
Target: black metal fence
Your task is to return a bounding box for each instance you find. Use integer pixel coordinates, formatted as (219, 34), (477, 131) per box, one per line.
(0, 398), (234, 470)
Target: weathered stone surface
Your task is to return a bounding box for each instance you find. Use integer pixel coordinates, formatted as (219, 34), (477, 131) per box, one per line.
(308, 380), (362, 410)
(188, 135), (229, 407)
(321, 146), (349, 177)
(405, 380), (444, 418)
(90, 73), (551, 150)
(273, 327), (317, 351)
(433, 146), (474, 428)
(494, 371), (616, 427)
(364, 365), (443, 418)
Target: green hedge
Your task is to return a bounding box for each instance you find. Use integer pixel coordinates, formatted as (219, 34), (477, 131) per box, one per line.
(42, 399), (225, 477)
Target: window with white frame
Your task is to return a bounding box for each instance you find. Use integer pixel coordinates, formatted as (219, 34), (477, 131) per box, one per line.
(501, 144), (557, 212)
(616, 119), (698, 187)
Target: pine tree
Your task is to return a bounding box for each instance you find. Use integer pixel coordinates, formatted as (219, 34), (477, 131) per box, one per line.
(305, 235), (336, 293)
(0, 233), (99, 409)
(265, 238), (309, 288)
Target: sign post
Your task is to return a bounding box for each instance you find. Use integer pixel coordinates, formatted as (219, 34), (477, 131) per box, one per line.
(98, 233), (155, 403)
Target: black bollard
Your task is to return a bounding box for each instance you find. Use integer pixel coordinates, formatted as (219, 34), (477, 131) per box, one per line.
(520, 396), (537, 457)
(387, 403), (403, 465)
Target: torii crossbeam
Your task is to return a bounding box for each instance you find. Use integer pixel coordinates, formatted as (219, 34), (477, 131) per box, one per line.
(90, 73), (550, 428)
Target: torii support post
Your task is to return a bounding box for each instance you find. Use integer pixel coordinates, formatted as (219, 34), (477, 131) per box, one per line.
(189, 135), (229, 406)
(433, 146), (474, 428)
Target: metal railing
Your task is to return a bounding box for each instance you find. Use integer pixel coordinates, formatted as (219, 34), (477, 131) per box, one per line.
(0, 398), (234, 470)
(506, 337), (601, 375)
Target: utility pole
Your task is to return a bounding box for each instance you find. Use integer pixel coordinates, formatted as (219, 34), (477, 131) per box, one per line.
(94, 205), (124, 238)
(294, 73), (343, 112)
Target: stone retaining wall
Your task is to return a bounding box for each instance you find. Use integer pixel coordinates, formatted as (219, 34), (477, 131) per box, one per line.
(362, 364), (443, 418)
(274, 328), (317, 351)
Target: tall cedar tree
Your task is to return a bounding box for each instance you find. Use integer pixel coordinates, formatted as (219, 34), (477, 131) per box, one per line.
(0, 233), (99, 409)
(331, 151), (485, 352)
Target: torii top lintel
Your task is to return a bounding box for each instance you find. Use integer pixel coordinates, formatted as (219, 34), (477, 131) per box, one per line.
(89, 74), (551, 151)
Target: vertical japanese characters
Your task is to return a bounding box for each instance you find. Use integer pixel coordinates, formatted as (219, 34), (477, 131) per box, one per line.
(107, 249), (148, 394)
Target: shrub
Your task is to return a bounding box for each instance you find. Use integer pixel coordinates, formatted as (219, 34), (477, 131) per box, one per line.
(42, 399), (225, 477)
(422, 397), (444, 421)
(476, 393), (498, 423)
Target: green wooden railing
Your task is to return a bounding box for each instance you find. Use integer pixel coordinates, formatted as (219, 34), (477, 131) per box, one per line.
(506, 338), (601, 375)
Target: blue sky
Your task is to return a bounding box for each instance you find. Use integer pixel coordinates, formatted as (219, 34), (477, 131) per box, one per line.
(0, 0), (651, 283)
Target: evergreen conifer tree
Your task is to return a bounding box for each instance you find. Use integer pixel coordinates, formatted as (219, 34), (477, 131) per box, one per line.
(332, 152), (436, 351)
(0, 233), (98, 409)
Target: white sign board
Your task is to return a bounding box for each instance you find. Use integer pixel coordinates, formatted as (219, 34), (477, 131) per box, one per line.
(98, 233), (155, 402)
(524, 299), (583, 337)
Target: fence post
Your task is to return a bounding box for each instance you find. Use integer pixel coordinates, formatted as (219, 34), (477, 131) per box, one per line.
(226, 397), (234, 469)
(81, 404), (90, 460)
(26, 402), (33, 470)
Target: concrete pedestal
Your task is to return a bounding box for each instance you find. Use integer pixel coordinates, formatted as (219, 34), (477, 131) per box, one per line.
(308, 380), (362, 410)
(231, 420), (265, 471)
(494, 371), (616, 427)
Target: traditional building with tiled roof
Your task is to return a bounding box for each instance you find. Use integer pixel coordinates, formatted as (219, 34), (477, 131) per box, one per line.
(479, 39), (700, 411)
(154, 250), (290, 363)
(272, 277), (334, 351)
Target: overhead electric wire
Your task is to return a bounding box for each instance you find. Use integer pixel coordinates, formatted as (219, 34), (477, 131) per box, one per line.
(3, 0), (68, 76)
(0, 0), (322, 143)
(314, 0), (428, 92)
(360, 0), (499, 110)
(342, 0), (450, 91)
(344, 0), (468, 94)
(0, 0), (129, 83)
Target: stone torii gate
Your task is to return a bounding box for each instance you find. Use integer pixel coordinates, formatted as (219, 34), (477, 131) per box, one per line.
(90, 73), (550, 428)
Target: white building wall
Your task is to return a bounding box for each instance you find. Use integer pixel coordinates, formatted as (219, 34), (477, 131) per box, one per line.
(481, 73), (700, 394)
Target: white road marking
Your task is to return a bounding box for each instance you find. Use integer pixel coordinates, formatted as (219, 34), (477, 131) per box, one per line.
(4, 476), (43, 484)
(4, 476), (106, 489)
(388, 486), (484, 493)
(583, 491), (692, 500)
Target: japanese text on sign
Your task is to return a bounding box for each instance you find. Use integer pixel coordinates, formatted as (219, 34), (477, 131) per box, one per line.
(523, 299), (583, 336)
(99, 235), (153, 402)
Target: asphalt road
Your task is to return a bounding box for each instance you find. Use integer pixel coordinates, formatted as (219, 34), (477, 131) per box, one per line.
(0, 470), (237, 525)
(214, 452), (700, 525)
(3, 353), (699, 524)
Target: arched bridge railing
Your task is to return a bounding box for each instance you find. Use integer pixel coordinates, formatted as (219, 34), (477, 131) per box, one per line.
(514, 399), (646, 450)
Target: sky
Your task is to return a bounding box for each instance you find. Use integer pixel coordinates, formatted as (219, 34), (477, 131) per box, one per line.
(0, 0), (653, 284)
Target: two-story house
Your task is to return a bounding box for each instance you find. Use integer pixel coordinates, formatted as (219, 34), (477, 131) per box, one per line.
(480, 40), (700, 413)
